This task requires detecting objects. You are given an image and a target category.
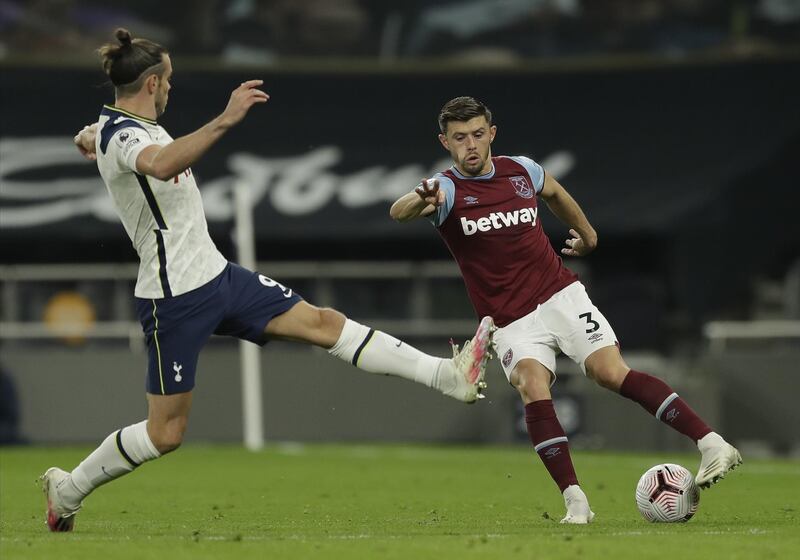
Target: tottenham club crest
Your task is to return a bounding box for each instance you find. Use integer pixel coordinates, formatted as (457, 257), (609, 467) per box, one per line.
(509, 176), (533, 199)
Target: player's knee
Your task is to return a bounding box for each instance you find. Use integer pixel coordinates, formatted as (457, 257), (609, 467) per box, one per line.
(149, 418), (188, 454)
(587, 363), (628, 391)
(585, 347), (629, 391)
(512, 366), (552, 402)
(318, 307), (346, 337)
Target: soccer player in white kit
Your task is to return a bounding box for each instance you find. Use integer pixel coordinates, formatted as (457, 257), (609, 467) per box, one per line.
(40, 29), (494, 532)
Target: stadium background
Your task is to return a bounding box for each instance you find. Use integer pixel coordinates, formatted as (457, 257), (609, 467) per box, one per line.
(1, 0), (799, 457)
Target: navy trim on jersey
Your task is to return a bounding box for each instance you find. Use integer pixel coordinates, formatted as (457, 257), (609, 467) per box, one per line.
(135, 173), (168, 230)
(115, 429), (140, 468)
(99, 113), (147, 155)
(352, 329), (375, 366)
(154, 230), (173, 298)
(102, 104), (157, 125)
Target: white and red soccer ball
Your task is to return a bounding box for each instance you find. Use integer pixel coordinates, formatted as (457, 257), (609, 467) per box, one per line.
(635, 463), (700, 522)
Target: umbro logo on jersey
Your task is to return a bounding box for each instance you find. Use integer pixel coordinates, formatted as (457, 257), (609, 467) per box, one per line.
(460, 207), (538, 236)
(464, 195), (479, 205)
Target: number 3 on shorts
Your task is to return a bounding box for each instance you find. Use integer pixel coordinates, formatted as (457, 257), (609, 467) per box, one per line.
(579, 311), (600, 333)
(258, 274), (293, 298)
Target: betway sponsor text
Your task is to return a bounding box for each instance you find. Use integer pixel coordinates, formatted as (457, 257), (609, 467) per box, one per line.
(460, 207), (538, 236)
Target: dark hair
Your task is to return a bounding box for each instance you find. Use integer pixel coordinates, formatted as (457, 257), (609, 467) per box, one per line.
(438, 96), (493, 133)
(98, 28), (168, 97)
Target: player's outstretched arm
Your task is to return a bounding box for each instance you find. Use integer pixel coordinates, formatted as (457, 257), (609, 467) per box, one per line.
(539, 173), (598, 257)
(136, 80), (269, 181)
(390, 178), (444, 222)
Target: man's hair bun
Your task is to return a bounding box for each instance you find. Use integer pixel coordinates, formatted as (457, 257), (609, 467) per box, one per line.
(115, 28), (132, 48)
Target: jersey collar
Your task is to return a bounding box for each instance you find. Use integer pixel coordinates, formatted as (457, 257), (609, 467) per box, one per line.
(450, 161), (496, 181)
(102, 105), (157, 125)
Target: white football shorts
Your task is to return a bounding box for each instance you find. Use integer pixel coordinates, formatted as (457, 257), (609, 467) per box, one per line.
(493, 281), (618, 382)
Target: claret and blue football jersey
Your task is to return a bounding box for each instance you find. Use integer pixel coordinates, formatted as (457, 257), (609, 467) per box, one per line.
(430, 155), (578, 327)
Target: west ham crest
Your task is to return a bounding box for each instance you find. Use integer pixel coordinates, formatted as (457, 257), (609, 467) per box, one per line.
(502, 349), (514, 368)
(509, 176), (533, 199)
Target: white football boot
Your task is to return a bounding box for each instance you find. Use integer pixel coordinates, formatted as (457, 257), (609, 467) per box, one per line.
(440, 316), (495, 403)
(40, 467), (81, 532)
(696, 432), (743, 488)
(560, 485), (595, 524)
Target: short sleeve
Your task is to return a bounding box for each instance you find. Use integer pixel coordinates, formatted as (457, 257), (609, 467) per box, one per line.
(99, 119), (155, 173)
(113, 126), (155, 172)
(509, 155), (545, 194)
(426, 175), (456, 228)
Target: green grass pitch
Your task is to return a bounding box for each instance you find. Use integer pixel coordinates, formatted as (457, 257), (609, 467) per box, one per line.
(1, 444), (798, 559)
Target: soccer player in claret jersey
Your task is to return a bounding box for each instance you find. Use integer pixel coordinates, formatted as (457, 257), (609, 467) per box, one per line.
(40, 30), (495, 532)
(390, 96), (742, 524)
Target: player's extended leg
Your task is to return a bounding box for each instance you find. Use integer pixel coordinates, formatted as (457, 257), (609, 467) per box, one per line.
(40, 392), (192, 532)
(264, 300), (493, 403)
(584, 345), (742, 488)
(511, 359), (594, 525)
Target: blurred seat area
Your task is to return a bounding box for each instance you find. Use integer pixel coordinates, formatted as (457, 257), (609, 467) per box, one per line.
(0, 0), (797, 62)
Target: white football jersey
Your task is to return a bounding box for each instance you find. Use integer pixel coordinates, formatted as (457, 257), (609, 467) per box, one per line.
(95, 105), (227, 298)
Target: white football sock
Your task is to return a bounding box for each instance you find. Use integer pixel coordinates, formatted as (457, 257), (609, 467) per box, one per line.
(62, 420), (160, 509)
(328, 319), (447, 390)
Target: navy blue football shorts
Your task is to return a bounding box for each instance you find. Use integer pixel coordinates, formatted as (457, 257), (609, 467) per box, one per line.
(135, 263), (302, 395)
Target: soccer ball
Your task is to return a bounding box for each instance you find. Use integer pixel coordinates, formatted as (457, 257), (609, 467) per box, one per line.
(635, 463), (700, 522)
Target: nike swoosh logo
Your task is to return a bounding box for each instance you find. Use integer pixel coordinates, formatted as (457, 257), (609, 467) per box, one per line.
(395, 341), (402, 347)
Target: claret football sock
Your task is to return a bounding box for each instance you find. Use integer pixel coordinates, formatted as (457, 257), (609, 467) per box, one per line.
(63, 420), (161, 509)
(619, 370), (712, 443)
(525, 399), (579, 492)
(328, 318), (447, 390)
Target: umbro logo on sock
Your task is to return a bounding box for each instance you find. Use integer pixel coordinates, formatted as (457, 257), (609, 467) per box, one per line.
(665, 409), (680, 422)
(544, 447), (562, 459)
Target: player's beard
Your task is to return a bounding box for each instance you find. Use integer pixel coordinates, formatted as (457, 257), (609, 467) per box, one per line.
(461, 151), (486, 175)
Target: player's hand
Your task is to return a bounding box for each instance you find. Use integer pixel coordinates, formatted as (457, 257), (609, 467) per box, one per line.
(220, 80), (270, 128)
(561, 229), (596, 257)
(415, 178), (445, 207)
(74, 123), (98, 161)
